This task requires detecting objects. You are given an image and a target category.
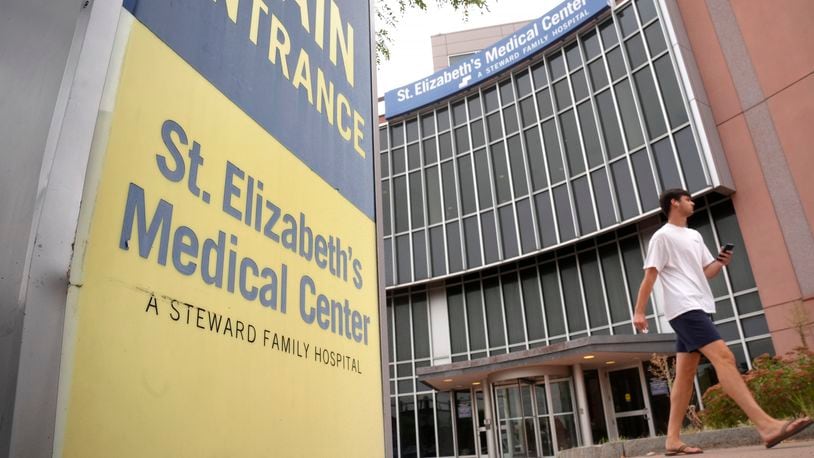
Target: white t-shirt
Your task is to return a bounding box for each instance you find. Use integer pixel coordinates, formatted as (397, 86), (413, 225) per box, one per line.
(643, 223), (717, 320)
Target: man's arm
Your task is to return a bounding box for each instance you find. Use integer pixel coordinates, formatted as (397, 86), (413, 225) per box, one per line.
(703, 250), (732, 278)
(633, 267), (659, 332)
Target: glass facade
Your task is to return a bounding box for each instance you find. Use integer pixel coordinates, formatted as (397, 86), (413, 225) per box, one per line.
(381, 1), (774, 456)
(380, 0), (710, 286)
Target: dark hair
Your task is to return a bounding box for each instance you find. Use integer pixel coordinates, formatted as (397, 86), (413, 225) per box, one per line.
(659, 188), (691, 216)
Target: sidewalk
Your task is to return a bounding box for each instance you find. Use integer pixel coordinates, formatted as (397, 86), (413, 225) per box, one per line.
(653, 439), (814, 457)
(560, 425), (814, 458)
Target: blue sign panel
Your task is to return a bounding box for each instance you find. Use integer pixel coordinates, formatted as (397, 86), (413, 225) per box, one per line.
(124, 0), (375, 219)
(384, 0), (609, 118)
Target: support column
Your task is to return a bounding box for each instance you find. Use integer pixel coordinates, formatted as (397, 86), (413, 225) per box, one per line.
(573, 364), (593, 446)
(482, 380), (497, 458)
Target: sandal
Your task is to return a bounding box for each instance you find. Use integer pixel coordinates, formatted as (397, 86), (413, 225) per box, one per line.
(765, 417), (813, 448)
(665, 444), (703, 456)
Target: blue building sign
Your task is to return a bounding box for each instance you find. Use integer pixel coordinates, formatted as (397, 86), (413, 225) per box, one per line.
(384, 0), (610, 118)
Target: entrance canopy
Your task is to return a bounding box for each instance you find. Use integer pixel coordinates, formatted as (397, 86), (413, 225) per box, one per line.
(418, 334), (677, 390)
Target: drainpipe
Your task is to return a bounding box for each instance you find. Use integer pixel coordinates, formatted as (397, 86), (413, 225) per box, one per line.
(573, 364), (593, 446)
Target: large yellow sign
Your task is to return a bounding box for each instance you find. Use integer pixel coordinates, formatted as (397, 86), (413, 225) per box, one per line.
(56, 6), (382, 456)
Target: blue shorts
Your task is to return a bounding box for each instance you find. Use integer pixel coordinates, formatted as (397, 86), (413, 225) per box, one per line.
(668, 310), (722, 353)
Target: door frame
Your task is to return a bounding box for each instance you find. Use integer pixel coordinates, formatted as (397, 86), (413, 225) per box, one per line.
(472, 387), (488, 457)
(492, 381), (539, 457)
(599, 362), (655, 440)
(491, 376), (580, 457)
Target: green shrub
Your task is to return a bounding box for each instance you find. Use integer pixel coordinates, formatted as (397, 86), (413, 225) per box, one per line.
(701, 348), (814, 429)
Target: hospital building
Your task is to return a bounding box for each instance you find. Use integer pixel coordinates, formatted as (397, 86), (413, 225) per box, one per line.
(377, 0), (814, 456)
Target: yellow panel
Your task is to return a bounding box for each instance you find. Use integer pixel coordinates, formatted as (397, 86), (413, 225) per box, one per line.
(59, 19), (383, 457)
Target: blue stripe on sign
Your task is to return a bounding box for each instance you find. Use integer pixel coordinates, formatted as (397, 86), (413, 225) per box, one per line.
(124, 0), (375, 219)
(384, 0), (609, 118)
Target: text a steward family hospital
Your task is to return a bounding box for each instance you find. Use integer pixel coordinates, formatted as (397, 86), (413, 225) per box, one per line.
(379, 0), (814, 456)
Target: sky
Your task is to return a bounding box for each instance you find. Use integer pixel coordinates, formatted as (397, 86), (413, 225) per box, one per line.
(376, 0), (561, 96)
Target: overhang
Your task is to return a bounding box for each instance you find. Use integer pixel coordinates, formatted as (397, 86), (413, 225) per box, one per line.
(417, 334), (677, 390)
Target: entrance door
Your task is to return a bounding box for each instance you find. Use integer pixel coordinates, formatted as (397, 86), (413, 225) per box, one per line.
(493, 379), (579, 457)
(607, 366), (654, 439)
(494, 383), (538, 457)
(495, 383), (537, 458)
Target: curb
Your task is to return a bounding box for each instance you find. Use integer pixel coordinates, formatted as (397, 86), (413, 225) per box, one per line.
(559, 424), (814, 457)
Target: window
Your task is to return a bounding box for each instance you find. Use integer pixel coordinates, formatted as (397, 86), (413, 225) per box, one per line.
(517, 199), (537, 254)
(541, 263), (565, 337)
(484, 277), (506, 349)
(446, 222), (463, 272)
(633, 67), (667, 139)
(572, 176), (597, 234)
(466, 283), (487, 351)
(614, 79), (645, 149)
(560, 256), (587, 332)
(464, 216), (482, 268)
(474, 148), (494, 208)
(499, 205), (519, 259)
(491, 142), (512, 204)
(535, 192), (558, 247)
(560, 109), (584, 176)
(553, 185), (576, 241)
(524, 127), (547, 190)
(503, 273), (526, 345)
(458, 155), (477, 215)
(592, 168), (617, 227)
(521, 268), (546, 341)
(580, 250), (608, 328)
(508, 135), (529, 197)
(448, 286), (467, 354)
(482, 211), (500, 264)
(600, 243), (631, 323)
(413, 232), (428, 280)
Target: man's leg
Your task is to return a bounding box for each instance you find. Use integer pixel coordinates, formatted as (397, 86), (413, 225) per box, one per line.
(665, 351), (701, 451)
(698, 339), (809, 442)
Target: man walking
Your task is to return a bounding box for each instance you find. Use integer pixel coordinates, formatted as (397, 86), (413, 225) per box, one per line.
(634, 189), (812, 455)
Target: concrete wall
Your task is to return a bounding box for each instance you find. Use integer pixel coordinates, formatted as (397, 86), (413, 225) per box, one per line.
(0, 1), (85, 455)
(676, 0), (814, 354)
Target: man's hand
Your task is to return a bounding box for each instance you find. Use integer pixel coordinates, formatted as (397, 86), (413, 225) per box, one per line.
(633, 311), (648, 333)
(717, 249), (732, 266)
(706, 249), (733, 278)
(634, 268), (658, 333)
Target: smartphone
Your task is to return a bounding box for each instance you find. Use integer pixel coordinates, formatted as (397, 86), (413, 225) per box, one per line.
(717, 243), (734, 261)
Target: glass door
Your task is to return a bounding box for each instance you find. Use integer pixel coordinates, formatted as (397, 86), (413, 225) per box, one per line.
(532, 384), (555, 457)
(547, 380), (579, 452)
(493, 378), (580, 457)
(455, 390), (477, 456)
(494, 382), (538, 457)
(607, 367), (652, 439)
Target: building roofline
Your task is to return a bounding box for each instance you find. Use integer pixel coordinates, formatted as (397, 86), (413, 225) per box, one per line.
(429, 19), (531, 39)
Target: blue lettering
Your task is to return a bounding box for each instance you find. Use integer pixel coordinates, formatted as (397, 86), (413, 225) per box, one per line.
(156, 119), (187, 182)
(239, 257), (259, 300)
(119, 183), (172, 265)
(299, 275), (316, 324)
(223, 161), (244, 220)
(172, 225), (199, 275)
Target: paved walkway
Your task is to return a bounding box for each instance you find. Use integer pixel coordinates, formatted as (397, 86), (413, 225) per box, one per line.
(651, 439), (814, 457)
